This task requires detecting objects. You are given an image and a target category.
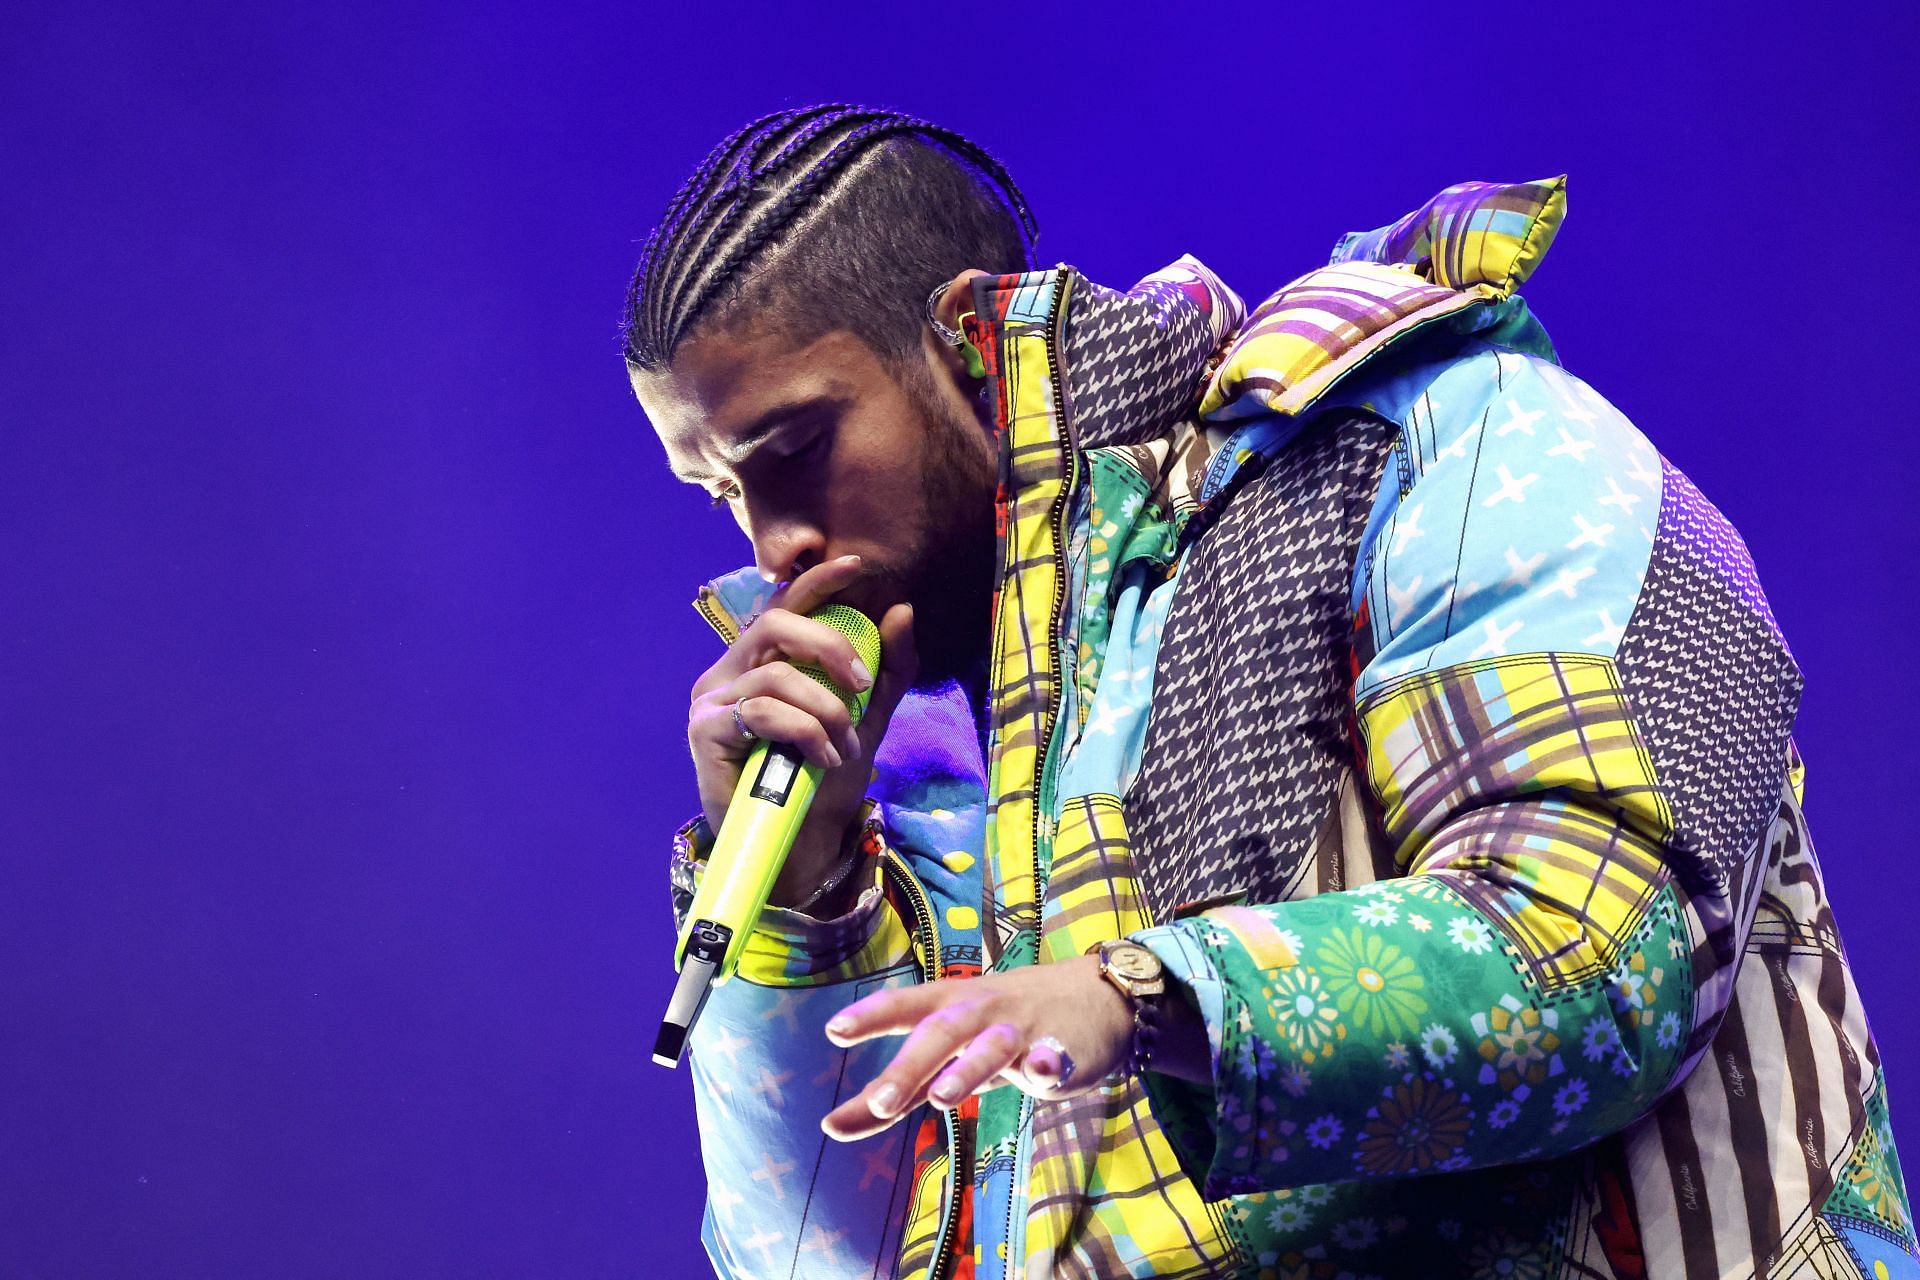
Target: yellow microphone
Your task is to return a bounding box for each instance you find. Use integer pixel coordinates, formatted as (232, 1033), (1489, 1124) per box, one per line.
(653, 604), (883, 1068)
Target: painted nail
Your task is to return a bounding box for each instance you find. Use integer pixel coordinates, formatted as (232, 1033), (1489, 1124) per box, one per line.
(869, 1082), (901, 1118)
(850, 659), (873, 690)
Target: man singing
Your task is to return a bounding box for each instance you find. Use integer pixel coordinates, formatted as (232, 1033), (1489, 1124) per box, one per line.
(623, 105), (1916, 1280)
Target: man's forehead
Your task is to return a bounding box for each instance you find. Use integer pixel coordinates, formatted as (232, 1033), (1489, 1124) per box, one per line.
(630, 326), (875, 464)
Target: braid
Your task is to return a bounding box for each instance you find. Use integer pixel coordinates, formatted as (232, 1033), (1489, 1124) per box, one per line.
(639, 112), (787, 353)
(623, 105), (1038, 369)
(630, 118), (766, 348)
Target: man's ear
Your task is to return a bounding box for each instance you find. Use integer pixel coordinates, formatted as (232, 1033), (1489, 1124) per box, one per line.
(923, 268), (992, 397)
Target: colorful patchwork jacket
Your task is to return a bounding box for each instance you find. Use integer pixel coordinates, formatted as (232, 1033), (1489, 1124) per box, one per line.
(665, 177), (1916, 1280)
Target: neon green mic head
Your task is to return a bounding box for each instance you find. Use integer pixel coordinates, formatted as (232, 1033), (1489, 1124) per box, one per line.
(802, 604), (884, 725)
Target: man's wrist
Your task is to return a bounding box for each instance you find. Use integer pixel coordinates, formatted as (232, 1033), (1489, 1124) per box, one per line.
(768, 810), (874, 918)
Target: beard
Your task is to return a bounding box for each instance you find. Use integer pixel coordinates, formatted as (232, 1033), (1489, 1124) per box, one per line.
(854, 375), (998, 690)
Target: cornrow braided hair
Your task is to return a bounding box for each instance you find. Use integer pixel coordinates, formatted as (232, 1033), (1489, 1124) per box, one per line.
(623, 105), (1039, 371)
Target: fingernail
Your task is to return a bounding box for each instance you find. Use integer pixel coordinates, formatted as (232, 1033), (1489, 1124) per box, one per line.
(837, 554), (862, 567)
(851, 659), (873, 690)
(824, 744), (842, 769)
(825, 1015), (852, 1039)
(841, 728), (861, 760)
(929, 1076), (961, 1106)
(869, 1082), (901, 1118)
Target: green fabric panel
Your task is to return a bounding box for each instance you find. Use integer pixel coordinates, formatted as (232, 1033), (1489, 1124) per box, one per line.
(1134, 875), (1693, 1204)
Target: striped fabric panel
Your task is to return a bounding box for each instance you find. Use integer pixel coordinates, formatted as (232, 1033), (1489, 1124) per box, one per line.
(1328, 176), (1568, 298)
(1622, 788), (1904, 1279)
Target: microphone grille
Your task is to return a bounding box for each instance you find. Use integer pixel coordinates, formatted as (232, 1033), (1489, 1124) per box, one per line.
(801, 604), (885, 724)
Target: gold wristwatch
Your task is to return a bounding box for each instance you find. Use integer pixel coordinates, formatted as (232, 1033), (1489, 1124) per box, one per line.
(1089, 939), (1167, 1077)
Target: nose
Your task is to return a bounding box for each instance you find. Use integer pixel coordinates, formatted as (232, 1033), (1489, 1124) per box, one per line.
(745, 507), (827, 586)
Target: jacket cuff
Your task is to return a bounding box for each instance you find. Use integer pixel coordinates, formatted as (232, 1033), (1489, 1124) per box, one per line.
(1127, 922), (1242, 1198)
(667, 805), (916, 988)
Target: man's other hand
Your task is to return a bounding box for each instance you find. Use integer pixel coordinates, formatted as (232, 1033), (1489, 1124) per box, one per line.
(817, 957), (1137, 1142)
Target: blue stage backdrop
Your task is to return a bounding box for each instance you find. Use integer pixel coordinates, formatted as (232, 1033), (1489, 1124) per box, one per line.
(4, 2), (1915, 1274)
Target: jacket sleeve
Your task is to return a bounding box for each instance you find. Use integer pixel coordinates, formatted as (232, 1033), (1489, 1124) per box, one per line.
(1128, 343), (1802, 1197)
(667, 810), (928, 1278)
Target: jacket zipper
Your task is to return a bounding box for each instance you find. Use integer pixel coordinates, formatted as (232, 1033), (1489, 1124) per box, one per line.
(693, 585), (739, 646)
(996, 267), (1081, 1280)
(880, 848), (969, 1280)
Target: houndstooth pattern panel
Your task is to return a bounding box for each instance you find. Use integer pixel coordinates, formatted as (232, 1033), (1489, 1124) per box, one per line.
(1127, 410), (1398, 921)
(1613, 458), (1803, 892)
(1062, 275), (1224, 450)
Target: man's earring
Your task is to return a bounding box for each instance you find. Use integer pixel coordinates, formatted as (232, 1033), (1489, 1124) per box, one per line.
(926, 281), (986, 380)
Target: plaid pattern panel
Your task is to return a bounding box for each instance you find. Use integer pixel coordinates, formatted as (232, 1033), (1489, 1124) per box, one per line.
(1039, 794), (1148, 961)
(1357, 654), (1673, 989)
(1328, 176), (1567, 298)
(1199, 176), (1566, 425)
(1416, 796), (1670, 989)
(1197, 261), (1483, 421)
(1024, 1082), (1235, 1279)
(1026, 797), (1237, 1277)
(1361, 653), (1671, 860)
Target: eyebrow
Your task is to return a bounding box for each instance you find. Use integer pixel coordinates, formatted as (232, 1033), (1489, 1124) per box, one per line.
(670, 397), (830, 484)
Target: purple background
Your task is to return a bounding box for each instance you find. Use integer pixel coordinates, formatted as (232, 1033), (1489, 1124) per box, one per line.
(5, 3), (1915, 1274)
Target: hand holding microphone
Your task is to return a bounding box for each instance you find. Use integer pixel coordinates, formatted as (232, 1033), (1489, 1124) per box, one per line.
(657, 555), (917, 1066)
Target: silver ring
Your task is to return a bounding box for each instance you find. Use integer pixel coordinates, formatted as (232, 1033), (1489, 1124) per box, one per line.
(730, 697), (755, 743)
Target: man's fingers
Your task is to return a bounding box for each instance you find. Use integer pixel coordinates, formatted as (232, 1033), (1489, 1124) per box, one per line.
(742, 610), (874, 700)
(822, 998), (987, 1141)
(734, 663), (858, 754)
(772, 553), (866, 620)
(854, 602), (918, 744)
(928, 1024), (1020, 1109)
(728, 696), (843, 769)
(824, 982), (949, 1047)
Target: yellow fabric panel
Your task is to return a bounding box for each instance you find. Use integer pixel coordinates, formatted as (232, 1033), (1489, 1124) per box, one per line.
(1024, 1082), (1233, 1278)
(1038, 794), (1149, 963)
(894, 1143), (951, 1279)
(1359, 654), (1673, 862)
(985, 328), (1070, 954)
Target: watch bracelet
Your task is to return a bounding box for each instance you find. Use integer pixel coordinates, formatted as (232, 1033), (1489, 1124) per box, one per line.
(1129, 985), (1162, 1077)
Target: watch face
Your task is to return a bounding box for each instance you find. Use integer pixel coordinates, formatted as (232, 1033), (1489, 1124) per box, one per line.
(1106, 943), (1162, 982)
